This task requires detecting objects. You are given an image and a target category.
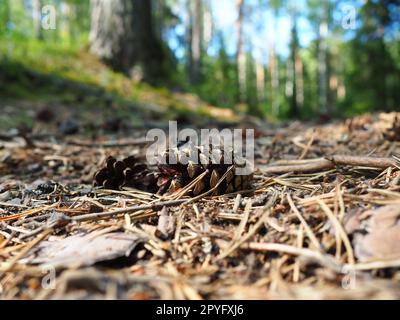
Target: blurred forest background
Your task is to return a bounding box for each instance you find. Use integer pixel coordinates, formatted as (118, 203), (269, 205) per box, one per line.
(0, 0), (399, 126)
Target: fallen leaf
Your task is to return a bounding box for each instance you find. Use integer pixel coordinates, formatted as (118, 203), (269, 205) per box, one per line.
(22, 232), (144, 268)
(350, 205), (400, 262)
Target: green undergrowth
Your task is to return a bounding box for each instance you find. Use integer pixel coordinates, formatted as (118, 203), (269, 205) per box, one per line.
(0, 40), (237, 130)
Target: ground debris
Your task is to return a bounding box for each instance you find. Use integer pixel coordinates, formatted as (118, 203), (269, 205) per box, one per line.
(20, 231), (144, 269)
(1, 112), (400, 299)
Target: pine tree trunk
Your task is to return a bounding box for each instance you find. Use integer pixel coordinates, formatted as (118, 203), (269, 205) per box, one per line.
(255, 52), (265, 103)
(318, 2), (329, 114)
(287, 6), (299, 118)
(236, 0), (246, 102)
(295, 51), (304, 109)
(189, 0), (202, 84)
(203, 0), (213, 47)
(89, 0), (165, 82)
(269, 13), (280, 116)
(154, 0), (164, 40)
(32, 0), (43, 40)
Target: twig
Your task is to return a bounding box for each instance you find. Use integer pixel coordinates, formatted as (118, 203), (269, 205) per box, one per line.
(18, 219), (61, 240)
(71, 199), (187, 222)
(347, 258), (400, 271)
(259, 155), (399, 174)
(240, 242), (342, 273)
(0, 203), (59, 222)
(0, 201), (28, 208)
(66, 138), (148, 148)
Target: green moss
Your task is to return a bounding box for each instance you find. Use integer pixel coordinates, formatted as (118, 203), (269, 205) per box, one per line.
(0, 39), (237, 131)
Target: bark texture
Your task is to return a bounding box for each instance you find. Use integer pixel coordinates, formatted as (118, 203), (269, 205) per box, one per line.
(89, 0), (165, 82)
(188, 0), (203, 84)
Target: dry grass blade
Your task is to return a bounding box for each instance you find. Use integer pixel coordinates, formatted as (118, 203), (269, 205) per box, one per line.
(232, 200), (252, 242)
(0, 203), (59, 222)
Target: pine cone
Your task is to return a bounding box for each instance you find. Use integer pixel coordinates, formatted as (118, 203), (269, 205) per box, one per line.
(157, 144), (253, 196)
(93, 155), (156, 191)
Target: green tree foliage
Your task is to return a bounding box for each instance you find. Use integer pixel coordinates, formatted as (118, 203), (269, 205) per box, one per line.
(343, 0), (400, 114)
(0, 0), (399, 120)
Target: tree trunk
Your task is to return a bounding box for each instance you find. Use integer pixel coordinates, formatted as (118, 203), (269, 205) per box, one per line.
(295, 51), (304, 109)
(32, 0), (43, 40)
(318, 1), (329, 114)
(189, 0), (202, 84)
(203, 0), (213, 48)
(236, 0), (246, 102)
(269, 13), (280, 116)
(154, 0), (164, 40)
(287, 5), (299, 118)
(89, 0), (165, 83)
(63, 3), (77, 43)
(255, 51), (265, 103)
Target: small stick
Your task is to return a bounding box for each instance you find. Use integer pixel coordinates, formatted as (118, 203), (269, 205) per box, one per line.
(240, 242), (342, 272)
(347, 258), (400, 271)
(66, 138), (148, 148)
(259, 155), (399, 174)
(0, 203), (59, 222)
(71, 199), (187, 222)
(0, 201), (28, 208)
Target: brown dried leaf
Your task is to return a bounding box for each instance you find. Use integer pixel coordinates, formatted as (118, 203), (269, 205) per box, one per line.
(352, 205), (400, 262)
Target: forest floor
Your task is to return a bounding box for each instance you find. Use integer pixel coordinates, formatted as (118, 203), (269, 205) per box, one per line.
(1, 42), (400, 299)
(1, 107), (400, 299)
